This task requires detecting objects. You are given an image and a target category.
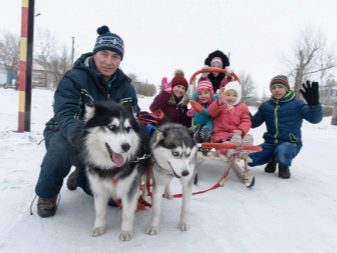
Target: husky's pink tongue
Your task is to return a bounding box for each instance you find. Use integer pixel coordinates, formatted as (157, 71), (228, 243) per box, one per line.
(112, 152), (125, 167)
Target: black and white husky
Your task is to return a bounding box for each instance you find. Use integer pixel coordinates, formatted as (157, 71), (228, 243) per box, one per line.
(146, 123), (198, 235)
(82, 101), (149, 241)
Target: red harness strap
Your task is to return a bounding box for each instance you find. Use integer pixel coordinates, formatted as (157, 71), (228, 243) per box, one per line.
(110, 176), (151, 210)
(172, 169), (230, 198)
(136, 161), (153, 209)
(137, 196), (152, 209)
(143, 167), (230, 200)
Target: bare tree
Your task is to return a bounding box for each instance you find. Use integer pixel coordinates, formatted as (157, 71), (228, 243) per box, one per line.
(327, 77), (337, 125)
(239, 72), (258, 105)
(284, 28), (337, 96)
(127, 73), (138, 85)
(48, 47), (72, 86)
(0, 31), (20, 83)
(127, 72), (156, 96)
(34, 29), (56, 70)
(34, 29), (72, 87)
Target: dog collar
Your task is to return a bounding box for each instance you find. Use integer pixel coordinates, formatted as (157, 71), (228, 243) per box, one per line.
(132, 153), (151, 163)
(153, 161), (179, 178)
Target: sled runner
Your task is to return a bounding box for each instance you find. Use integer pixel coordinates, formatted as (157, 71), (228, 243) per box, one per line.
(190, 67), (261, 188)
(197, 142), (261, 188)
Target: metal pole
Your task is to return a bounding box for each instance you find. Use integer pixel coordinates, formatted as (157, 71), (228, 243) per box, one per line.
(18, 0), (29, 132)
(18, 0), (34, 132)
(25, 0), (35, 131)
(71, 36), (75, 64)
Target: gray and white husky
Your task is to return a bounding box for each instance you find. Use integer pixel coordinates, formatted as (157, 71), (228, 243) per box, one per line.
(146, 123), (198, 235)
(82, 101), (149, 241)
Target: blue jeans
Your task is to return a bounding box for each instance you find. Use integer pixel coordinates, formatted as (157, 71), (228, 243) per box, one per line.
(248, 142), (302, 168)
(35, 130), (92, 198)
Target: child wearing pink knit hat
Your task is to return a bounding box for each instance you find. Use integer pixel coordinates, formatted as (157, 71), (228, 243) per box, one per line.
(188, 80), (216, 147)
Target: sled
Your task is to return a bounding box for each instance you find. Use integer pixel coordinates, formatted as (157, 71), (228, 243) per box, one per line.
(189, 67), (260, 188)
(197, 142), (262, 188)
(189, 67), (240, 88)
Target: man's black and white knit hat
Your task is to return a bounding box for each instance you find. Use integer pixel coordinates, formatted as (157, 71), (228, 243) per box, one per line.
(93, 25), (124, 59)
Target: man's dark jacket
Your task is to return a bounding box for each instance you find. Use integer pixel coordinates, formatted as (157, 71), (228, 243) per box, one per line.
(44, 53), (139, 146)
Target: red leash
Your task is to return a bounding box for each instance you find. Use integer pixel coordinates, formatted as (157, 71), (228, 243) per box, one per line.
(173, 169), (229, 198)
(114, 161), (230, 210)
(143, 167), (229, 200)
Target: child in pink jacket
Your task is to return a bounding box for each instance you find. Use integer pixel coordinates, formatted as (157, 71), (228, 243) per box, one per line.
(208, 81), (252, 145)
(150, 71), (191, 128)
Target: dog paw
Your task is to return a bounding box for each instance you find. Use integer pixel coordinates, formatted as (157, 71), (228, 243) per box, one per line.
(119, 231), (132, 241)
(145, 226), (159, 235)
(179, 223), (190, 231)
(91, 227), (105, 237)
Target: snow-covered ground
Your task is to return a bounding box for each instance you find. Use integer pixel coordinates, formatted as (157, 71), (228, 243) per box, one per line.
(1, 88), (336, 253)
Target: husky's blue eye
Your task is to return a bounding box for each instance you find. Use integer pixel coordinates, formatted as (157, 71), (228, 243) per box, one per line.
(125, 126), (132, 132)
(172, 151), (180, 157)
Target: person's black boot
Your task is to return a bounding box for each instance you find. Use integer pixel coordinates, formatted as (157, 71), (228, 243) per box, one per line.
(66, 168), (78, 191)
(37, 196), (58, 218)
(278, 165), (291, 179)
(108, 199), (119, 207)
(193, 173), (199, 185)
(264, 158), (277, 173)
(199, 126), (211, 143)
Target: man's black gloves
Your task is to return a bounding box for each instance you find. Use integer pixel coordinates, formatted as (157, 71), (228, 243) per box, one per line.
(300, 80), (320, 105)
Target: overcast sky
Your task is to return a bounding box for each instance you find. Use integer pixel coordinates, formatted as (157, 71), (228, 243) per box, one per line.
(2, 0), (337, 96)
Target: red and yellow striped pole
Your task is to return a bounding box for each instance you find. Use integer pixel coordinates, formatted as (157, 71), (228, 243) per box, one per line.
(18, 0), (34, 132)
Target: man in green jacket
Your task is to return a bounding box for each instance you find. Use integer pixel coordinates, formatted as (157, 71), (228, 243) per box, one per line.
(249, 75), (322, 179)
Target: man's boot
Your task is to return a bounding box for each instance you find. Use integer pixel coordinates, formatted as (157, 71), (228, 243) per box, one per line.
(66, 168), (78, 191)
(264, 158), (277, 173)
(37, 196), (58, 218)
(278, 164), (291, 179)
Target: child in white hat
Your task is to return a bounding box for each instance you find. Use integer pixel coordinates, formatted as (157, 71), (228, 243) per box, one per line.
(208, 81), (253, 154)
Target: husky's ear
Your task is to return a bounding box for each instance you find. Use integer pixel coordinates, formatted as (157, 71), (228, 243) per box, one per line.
(83, 104), (95, 123)
(151, 128), (164, 148)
